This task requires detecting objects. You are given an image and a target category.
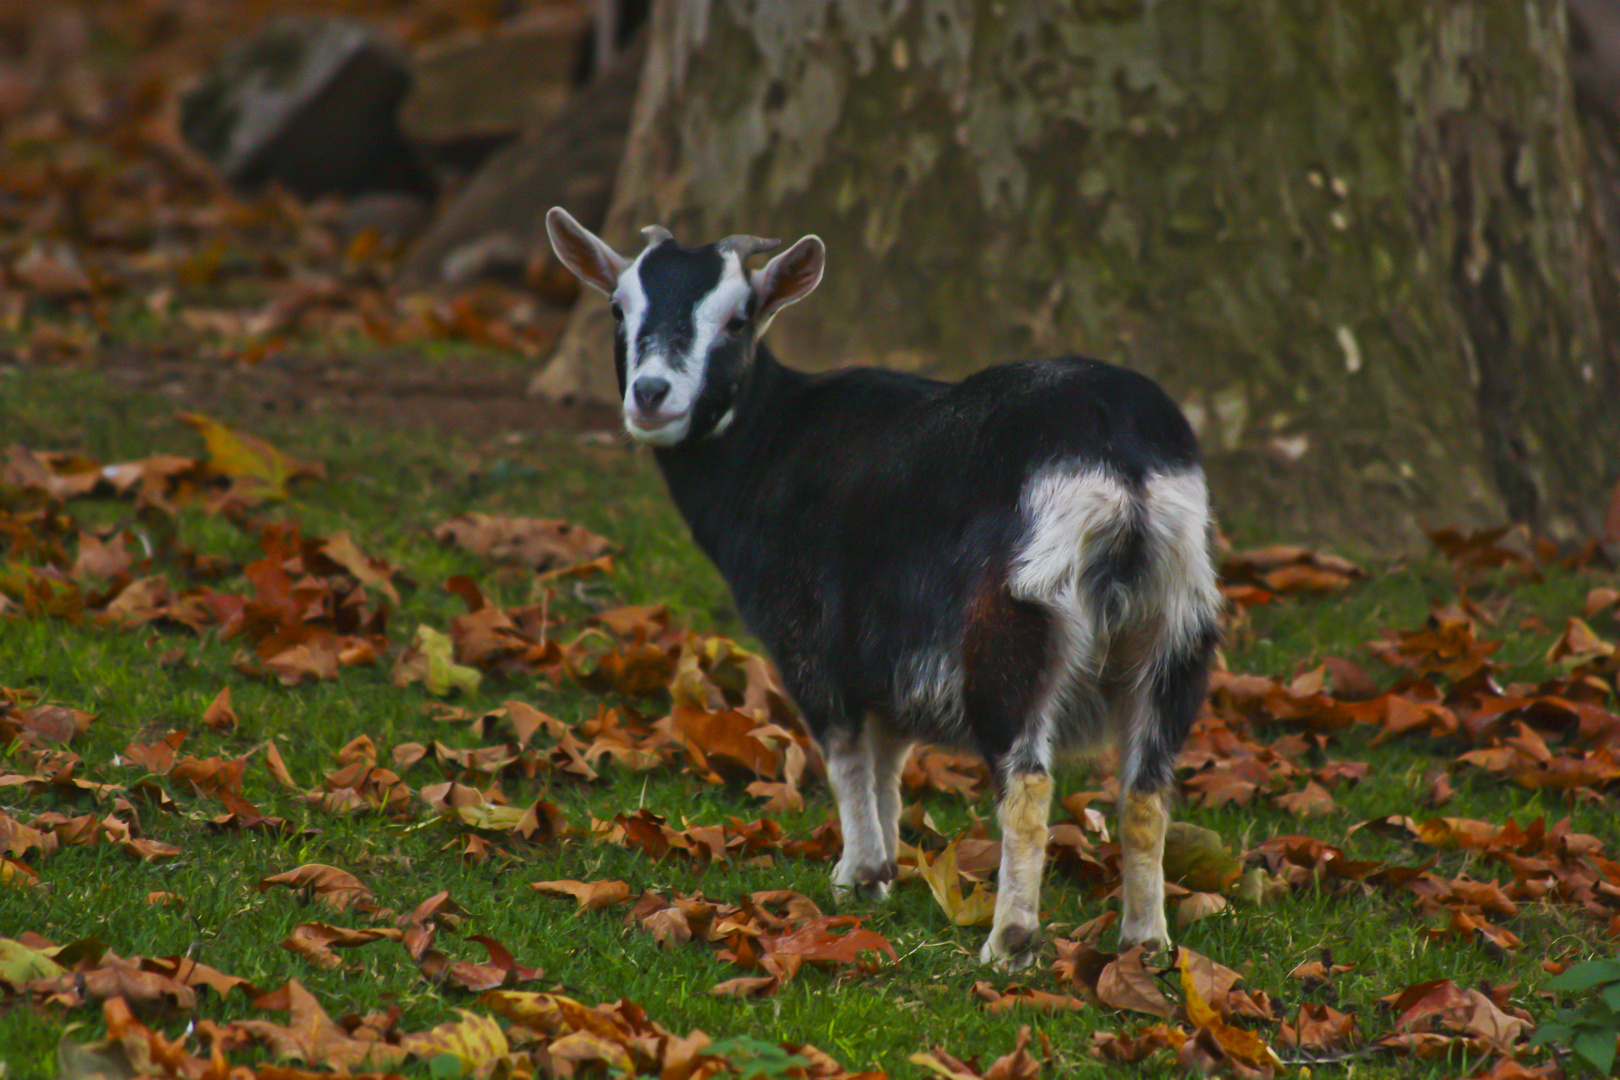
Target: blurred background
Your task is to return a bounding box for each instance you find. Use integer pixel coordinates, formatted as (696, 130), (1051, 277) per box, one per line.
(2, 0), (1618, 550)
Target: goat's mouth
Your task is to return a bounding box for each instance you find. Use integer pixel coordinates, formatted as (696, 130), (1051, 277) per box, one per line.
(625, 409), (689, 444)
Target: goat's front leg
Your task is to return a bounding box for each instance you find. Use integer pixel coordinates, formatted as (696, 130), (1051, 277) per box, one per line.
(1118, 786), (1170, 952)
(981, 770), (1051, 968)
(825, 724), (896, 899)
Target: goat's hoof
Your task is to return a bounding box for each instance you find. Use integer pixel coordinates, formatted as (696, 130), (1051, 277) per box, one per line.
(979, 924), (1040, 970)
(1117, 921), (1171, 963)
(831, 860), (895, 903)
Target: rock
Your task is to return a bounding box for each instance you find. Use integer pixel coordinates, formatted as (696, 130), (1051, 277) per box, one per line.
(400, 8), (589, 148)
(337, 192), (432, 249)
(395, 35), (643, 291)
(180, 17), (432, 199)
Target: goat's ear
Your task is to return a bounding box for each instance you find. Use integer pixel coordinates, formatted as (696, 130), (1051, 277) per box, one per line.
(751, 236), (825, 327)
(546, 207), (628, 296)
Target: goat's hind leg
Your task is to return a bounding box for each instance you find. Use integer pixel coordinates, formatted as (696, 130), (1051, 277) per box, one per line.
(826, 718), (905, 900)
(963, 590), (1058, 968)
(1116, 631), (1216, 952)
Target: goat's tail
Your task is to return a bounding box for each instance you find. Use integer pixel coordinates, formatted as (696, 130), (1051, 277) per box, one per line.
(1008, 464), (1221, 793)
(1124, 467), (1222, 793)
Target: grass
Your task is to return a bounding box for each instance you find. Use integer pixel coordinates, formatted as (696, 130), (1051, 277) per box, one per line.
(1, 349), (1616, 1078)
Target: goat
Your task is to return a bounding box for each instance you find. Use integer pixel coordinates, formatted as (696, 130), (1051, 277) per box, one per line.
(546, 207), (1222, 966)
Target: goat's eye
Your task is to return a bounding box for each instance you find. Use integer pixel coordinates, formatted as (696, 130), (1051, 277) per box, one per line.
(726, 314), (748, 333)
(610, 302), (624, 322)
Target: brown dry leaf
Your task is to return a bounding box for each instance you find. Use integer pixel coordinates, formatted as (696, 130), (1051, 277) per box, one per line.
(282, 923), (401, 970)
(1221, 545), (1363, 594)
(15, 704), (93, 745)
(258, 864), (373, 911)
(1096, 946), (1172, 1017)
(237, 978), (406, 1069)
(1278, 1003), (1361, 1051)
(1546, 617), (1615, 665)
(1175, 892), (1228, 929)
(1090, 1023), (1186, 1064)
(1273, 780), (1336, 818)
(1585, 586), (1620, 619)
(122, 729), (188, 775)
(313, 531), (402, 605)
(904, 747), (989, 797)
(434, 513), (614, 573)
(1382, 978), (1476, 1031)
(912, 1025), (1044, 1080)
(531, 878), (632, 912)
(200, 686), (237, 732)
(441, 935), (546, 992)
(973, 981), (1088, 1013)
(142, 956), (259, 1001)
(1179, 949), (1278, 1074)
(759, 915), (896, 969)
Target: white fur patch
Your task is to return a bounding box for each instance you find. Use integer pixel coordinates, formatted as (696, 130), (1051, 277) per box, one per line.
(1140, 469), (1222, 658)
(825, 729), (885, 892)
(1009, 468), (1135, 602)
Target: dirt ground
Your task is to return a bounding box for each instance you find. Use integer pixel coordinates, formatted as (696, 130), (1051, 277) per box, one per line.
(81, 339), (624, 445)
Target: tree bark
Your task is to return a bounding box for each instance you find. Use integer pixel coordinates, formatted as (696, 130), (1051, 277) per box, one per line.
(538, 0), (1620, 548)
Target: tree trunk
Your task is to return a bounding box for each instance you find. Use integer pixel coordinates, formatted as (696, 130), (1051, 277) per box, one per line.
(537, 0), (1620, 549)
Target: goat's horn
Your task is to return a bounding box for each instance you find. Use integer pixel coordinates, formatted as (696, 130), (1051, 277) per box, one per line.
(716, 234), (781, 259)
(641, 224), (673, 244)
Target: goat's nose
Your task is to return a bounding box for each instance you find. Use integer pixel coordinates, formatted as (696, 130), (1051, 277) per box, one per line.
(633, 376), (671, 412)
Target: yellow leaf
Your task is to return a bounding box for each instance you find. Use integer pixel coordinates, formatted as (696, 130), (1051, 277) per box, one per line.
(177, 412), (322, 499)
(402, 1009), (509, 1071)
(1178, 949), (1280, 1070)
(394, 625), (482, 696)
(918, 839), (997, 927)
(1162, 822), (1241, 892)
(456, 804), (530, 831)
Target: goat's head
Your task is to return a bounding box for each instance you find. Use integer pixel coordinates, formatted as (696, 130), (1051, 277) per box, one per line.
(546, 207), (824, 446)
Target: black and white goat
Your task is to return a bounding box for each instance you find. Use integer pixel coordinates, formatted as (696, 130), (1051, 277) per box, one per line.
(547, 208), (1221, 966)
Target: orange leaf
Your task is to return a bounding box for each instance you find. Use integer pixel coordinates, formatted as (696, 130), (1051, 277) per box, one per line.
(531, 879), (632, 912)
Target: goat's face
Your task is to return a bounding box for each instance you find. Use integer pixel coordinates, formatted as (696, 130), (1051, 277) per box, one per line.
(546, 208), (824, 447)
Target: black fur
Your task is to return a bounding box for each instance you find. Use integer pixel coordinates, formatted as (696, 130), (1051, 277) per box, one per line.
(653, 343), (1207, 773)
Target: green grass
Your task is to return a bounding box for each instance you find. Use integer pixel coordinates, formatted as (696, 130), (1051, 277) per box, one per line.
(1, 355), (1616, 1078)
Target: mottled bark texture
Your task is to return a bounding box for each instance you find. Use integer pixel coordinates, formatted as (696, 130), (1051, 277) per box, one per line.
(537, 0), (1620, 547)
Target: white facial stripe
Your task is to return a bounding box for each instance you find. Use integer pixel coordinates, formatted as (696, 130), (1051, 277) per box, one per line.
(616, 248), (651, 367)
(688, 253), (753, 367)
(616, 246), (752, 446)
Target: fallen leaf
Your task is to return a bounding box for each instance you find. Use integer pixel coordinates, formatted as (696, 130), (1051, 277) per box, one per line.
(917, 839), (997, 927)
(531, 878), (632, 912)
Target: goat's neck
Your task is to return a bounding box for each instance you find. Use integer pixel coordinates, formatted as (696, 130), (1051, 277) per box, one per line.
(651, 343), (807, 583)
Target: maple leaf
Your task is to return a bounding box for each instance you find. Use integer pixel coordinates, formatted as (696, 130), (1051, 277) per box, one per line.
(1273, 779), (1336, 818)
(531, 878), (632, 911)
(1162, 822), (1241, 892)
(434, 513), (614, 573)
(1096, 946), (1172, 1017)
(400, 1008), (509, 1071)
(972, 980), (1087, 1013)
(238, 979), (406, 1069)
(758, 915), (896, 970)
(393, 624), (482, 696)
(177, 412), (323, 502)
(1178, 949), (1279, 1075)
(258, 864), (373, 911)
(916, 839), (997, 927)
(282, 923), (401, 970)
